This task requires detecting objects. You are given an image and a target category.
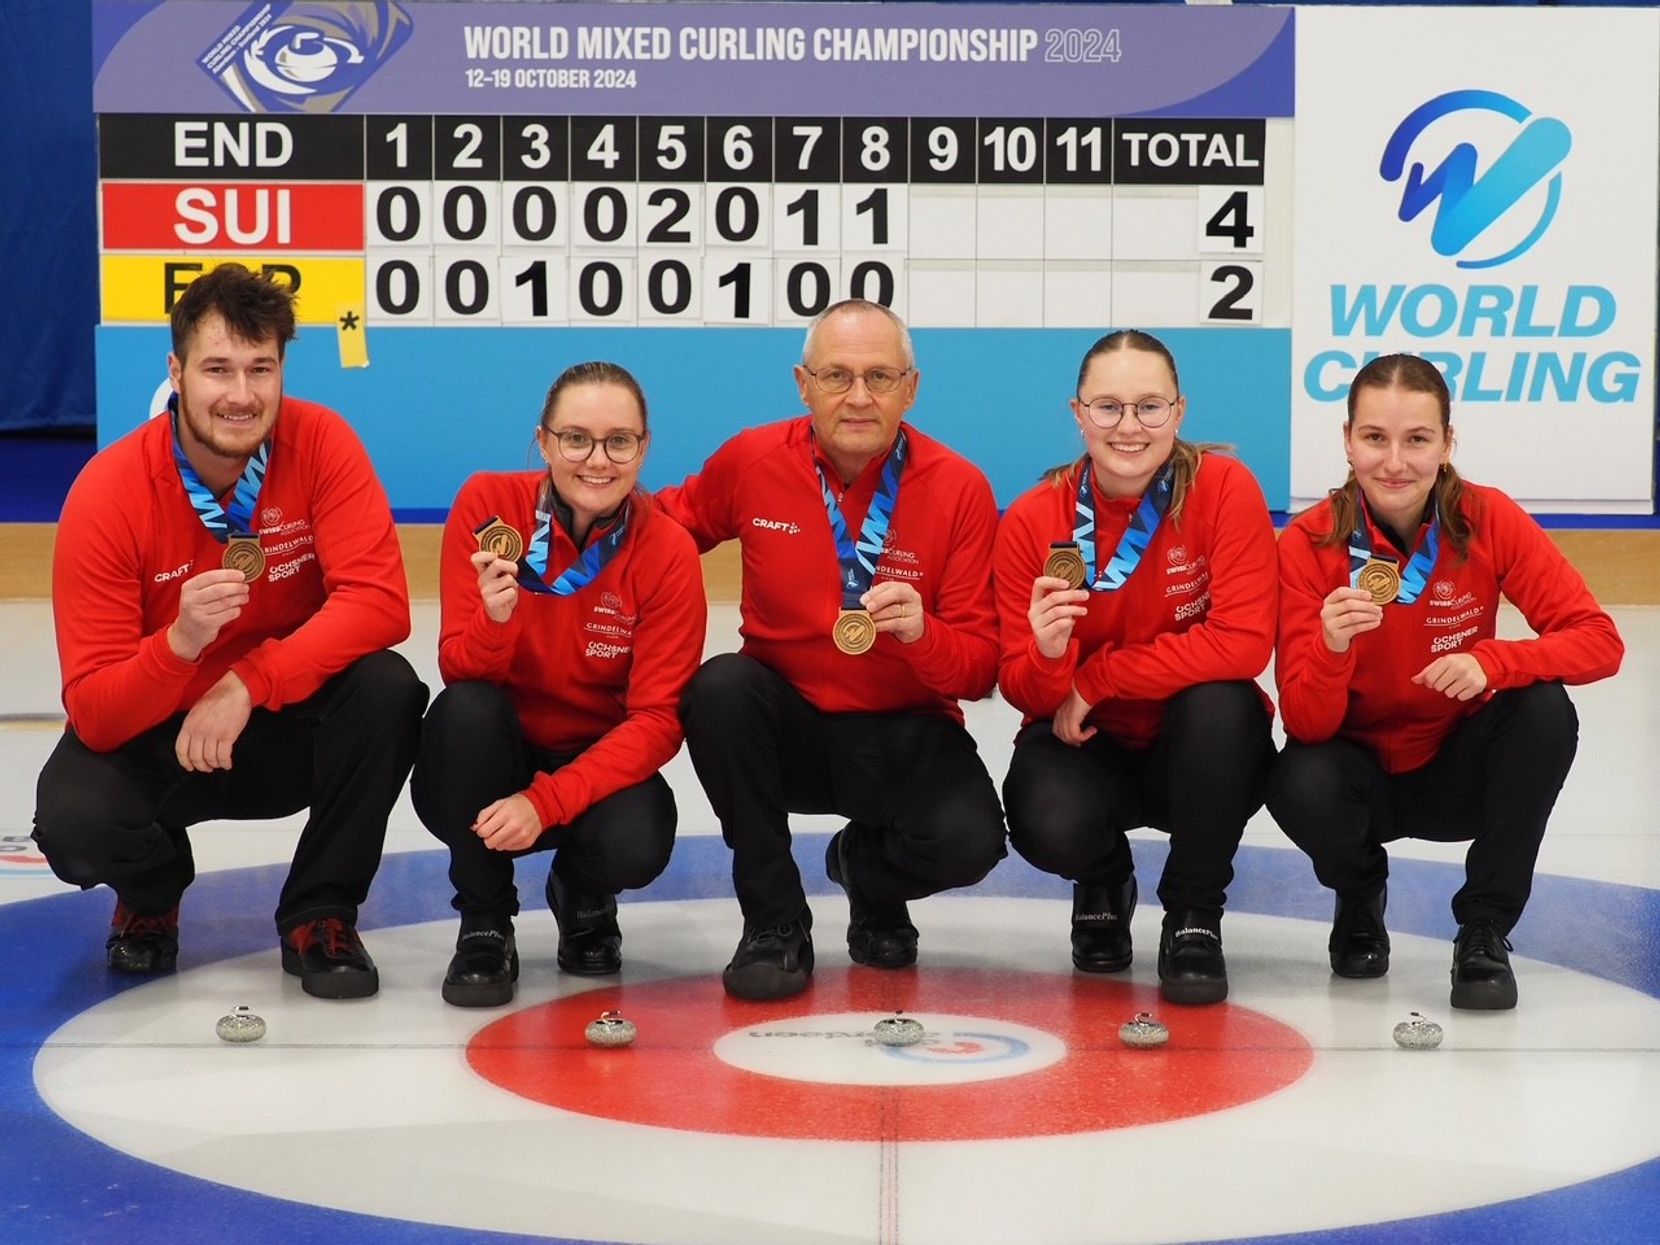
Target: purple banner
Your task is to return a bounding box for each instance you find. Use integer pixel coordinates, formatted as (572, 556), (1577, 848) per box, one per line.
(94, 1), (1293, 119)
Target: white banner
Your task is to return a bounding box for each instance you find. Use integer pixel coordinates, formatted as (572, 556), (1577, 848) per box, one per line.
(1293, 8), (1658, 512)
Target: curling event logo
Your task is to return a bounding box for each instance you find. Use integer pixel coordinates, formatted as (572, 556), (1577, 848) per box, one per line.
(199, 1), (412, 114)
(1379, 90), (1572, 270)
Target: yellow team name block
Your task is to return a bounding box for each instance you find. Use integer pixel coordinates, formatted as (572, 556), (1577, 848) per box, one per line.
(101, 255), (366, 325)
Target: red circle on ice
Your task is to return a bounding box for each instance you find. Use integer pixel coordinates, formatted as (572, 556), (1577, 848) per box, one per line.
(467, 968), (1313, 1141)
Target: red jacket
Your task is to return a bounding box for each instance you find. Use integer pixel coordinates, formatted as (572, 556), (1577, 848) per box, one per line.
(657, 417), (998, 721)
(1276, 483), (1624, 773)
(53, 397), (410, 751)
(439, 473), (707, 828)
(994, 453), (1277, 747)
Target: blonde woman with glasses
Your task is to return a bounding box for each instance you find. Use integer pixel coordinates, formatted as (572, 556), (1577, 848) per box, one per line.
(994, 330), (1278, 1006)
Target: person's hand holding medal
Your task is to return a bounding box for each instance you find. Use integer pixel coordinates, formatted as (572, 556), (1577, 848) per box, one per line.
(472, 515), (523, 624)
(1029, 545), (1091, 662)
(1318, 584), (1385, 655)
(860, 580), (926, 647)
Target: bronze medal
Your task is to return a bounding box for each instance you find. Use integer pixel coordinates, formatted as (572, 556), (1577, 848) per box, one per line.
(1357, 558), (1401, 606)
(476, 518), (524, 563)
(222, 536), (266, 583)
(833, 608), (876, 655)
(1044, 542), (1087, 591)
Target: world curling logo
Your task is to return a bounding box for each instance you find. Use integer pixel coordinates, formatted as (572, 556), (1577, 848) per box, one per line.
(1380, 90), (1572, 270)
(199, 1), (413, 114)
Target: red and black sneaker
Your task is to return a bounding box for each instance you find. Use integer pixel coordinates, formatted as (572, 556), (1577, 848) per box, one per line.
(281, 917), (379, 1000)
(106, 900), (180, 975)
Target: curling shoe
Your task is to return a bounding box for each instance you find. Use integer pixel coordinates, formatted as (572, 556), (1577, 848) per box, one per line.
(1158, 910), (1228, 1005)
(1450, 919), (1517, 1010)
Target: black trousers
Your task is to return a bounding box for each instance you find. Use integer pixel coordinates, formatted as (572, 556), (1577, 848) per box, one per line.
(1266, 682), (1579, 933)
(32, 650), (427, 935)
(679, 653), (1007, 928)
(1002, 681), (1274, 919)
(409, 681), (676, 919)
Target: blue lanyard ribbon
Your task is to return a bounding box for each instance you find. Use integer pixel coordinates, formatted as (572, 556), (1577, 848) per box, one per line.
(1348, 494), (1441, 605)
(517, 485), (630, 597)
(815, 431), (909, 608)
(1074, 458), (1174, 592)
(169, 394), (270, 542)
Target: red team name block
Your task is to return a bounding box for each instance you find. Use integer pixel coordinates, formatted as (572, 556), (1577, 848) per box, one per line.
(101, 183), (366, 251)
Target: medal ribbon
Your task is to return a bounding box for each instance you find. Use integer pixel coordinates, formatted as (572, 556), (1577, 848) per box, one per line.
(169, 393), (270, 543)
(1074, 458), (1174, 592)
(1347, 493), (1441, 605)
(517, 484), (630, 597)
(815, 430), (909, 608)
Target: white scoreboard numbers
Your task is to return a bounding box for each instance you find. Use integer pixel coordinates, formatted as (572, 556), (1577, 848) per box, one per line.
(93, 1), (1297, 509)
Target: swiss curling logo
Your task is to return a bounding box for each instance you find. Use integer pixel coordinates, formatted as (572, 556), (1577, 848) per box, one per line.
(199, 1), (412, 115)
(1379, 90), (1572, 270)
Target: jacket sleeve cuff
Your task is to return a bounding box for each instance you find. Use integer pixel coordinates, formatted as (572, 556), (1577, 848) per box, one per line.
(466, 602), (521, 653)
(1470, 641), (1508, 690)
(144, 628), (201, 680)
(1310, 640), (1357, 675)
(524, 775), (568, 830)
(230, 656), (274, 709)
(1026, 635), (1076, 677)
(1073, 657), (1114, 708)
(903, 613), (947, 666)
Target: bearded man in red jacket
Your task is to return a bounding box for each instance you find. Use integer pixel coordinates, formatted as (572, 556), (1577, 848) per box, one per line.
(34, 263), (427, 999)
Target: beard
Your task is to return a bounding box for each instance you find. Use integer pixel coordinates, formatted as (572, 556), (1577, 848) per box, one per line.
(174, 379), (278, 463)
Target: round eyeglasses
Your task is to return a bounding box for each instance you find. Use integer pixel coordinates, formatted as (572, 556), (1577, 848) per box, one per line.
(1077, 396), (1178, 430)
(802, 365), (913, 395)
(544, 428), (644, 464)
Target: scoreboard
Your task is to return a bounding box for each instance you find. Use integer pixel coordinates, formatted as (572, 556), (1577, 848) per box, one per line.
(100, 113), (1273, 329)
(93, 1), (1295, 511)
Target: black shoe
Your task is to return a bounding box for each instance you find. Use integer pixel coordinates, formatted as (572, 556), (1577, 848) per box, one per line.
(723, 910), (815, 1001)
(1450, 919), (1517, 1010)
(1330, 888), (1390, 978)
(826, 831), (917, 969)
(281, 917), (379, 999)
(106, 900), (180, 975)
(1158, 912), (1228, 1005)
(546, 868), (622, 976)
(442, 914), (519, 1008)
(1071, 875), (1136, 973)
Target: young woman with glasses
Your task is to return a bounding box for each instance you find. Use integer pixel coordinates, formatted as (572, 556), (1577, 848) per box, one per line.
(410, 361), (708, 1006)
(993, 330), (1278, 1005)
(1268, 353), (1621, 1010)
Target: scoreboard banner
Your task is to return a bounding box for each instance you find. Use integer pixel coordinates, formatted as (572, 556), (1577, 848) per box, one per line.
(1293, 7), (1659, 513)
(93, 0), (1295, 514)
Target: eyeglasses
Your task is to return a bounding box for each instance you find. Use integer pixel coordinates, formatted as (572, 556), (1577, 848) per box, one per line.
(1077, 396), (1178, 430)
(544, 428), (644, 464)
(803, 365), (913, 395)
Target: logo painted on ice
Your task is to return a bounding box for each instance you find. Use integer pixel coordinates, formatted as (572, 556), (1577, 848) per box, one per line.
(199, 1), (413, 114)
(1380, 90), (1572, 270)
(0, 832), (49, 876)
(887, 1032), (1031, 1065)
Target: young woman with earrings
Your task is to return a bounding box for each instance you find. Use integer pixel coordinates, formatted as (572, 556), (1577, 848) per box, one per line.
(1268, 353), (1622, 1010)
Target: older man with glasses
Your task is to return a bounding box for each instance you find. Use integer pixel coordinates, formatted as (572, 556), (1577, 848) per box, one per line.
(660, 298), (1007, 1001)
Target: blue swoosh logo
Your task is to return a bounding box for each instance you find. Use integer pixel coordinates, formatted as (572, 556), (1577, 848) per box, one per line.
(1380, 89), (1572, 269)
